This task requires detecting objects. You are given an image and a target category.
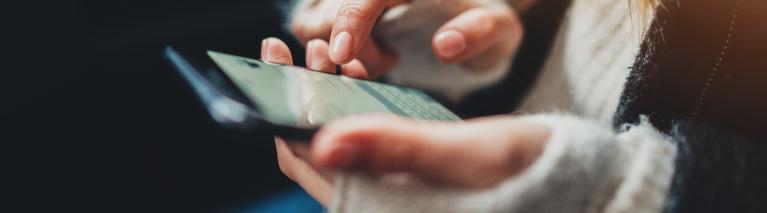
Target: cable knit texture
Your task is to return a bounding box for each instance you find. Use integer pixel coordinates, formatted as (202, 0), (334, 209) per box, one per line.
(330, 114), (676, 213)
(518, 0), (646, 123)
(287, 0), (681, 212)
(605, 119), (677, 213)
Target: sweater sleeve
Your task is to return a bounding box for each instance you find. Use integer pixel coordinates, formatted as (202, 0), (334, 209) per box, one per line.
(329, 114), (677, 213)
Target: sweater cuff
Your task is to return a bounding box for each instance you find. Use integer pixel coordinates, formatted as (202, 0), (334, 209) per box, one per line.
(604, 119), (677, 213)
(329, 114), (660, 213)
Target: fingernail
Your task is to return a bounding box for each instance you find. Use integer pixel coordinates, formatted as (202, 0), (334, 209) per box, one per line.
(434, 30), (466, 59)
(261, 39), (270, 59)
(330, 143), (360, 168)
(331, 31), (353, 63)
(307, 40), (315, 68)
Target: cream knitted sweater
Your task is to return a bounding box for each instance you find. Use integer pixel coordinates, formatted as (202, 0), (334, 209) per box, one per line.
(291, 0), (678, 212)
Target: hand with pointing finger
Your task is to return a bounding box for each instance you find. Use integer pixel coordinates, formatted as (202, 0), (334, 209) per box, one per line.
(261, 37), (550, 206)
(291, 0), (525, 79)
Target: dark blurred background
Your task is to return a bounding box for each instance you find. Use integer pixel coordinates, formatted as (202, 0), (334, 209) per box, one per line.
(8, 1), (767, 212)
(5, 0), (308, 212)
(3, 0), (567, 212)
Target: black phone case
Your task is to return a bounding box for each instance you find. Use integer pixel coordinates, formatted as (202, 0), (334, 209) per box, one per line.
(164, 45), (317, 142)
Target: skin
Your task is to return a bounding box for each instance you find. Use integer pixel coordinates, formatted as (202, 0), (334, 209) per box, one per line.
(261, 37), (552, 206)
(290, 0), (525, 79)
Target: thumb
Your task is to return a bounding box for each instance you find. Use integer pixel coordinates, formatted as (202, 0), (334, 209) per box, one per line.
(311, 115), (549, 187)
(432, 6), (522, 70)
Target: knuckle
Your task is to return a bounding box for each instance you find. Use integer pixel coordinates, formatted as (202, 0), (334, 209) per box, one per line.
(474, 15), (500, 37)
(338, 1), (369, 21)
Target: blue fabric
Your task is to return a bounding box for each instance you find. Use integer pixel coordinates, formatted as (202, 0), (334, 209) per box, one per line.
(229, 187), (325, 213)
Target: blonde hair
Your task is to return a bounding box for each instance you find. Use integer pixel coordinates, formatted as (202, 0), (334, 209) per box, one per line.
(632, 0), (659, 13)
(629, 0), (660, 34)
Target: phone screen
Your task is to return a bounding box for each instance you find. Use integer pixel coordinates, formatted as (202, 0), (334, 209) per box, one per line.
(207, 51), (460, 127)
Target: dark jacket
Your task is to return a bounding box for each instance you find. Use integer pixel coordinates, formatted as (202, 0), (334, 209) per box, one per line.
(615, 0), (767, 212)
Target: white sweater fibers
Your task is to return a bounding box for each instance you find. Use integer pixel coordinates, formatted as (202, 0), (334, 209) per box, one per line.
(290, 0), (678, 212)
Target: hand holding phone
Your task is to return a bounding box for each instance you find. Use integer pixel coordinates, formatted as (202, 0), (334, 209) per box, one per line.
(166, 41), (460, 141)
(167, 38), (550, 208)
(259, 39), (550, 208)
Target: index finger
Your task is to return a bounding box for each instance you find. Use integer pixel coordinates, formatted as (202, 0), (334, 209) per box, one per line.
(328, 0), (390, 64)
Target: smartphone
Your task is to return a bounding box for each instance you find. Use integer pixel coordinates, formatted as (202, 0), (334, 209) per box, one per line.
(165, 46), (461, 141)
